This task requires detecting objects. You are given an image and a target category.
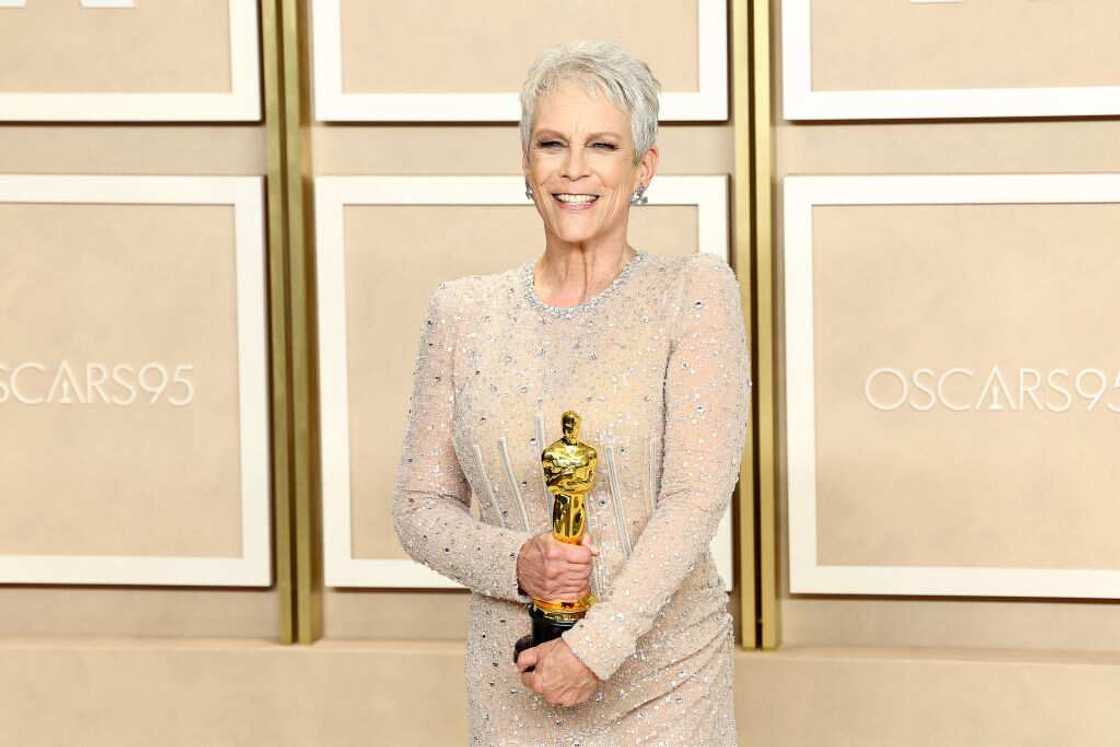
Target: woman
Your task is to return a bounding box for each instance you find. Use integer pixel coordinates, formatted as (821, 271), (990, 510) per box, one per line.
(392, 40), (751, 745)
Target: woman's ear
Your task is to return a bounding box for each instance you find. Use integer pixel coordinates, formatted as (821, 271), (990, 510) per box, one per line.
(637, 144), (660, 189)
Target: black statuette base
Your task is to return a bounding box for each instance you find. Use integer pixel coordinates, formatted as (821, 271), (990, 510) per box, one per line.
(513, 605), (579, 670)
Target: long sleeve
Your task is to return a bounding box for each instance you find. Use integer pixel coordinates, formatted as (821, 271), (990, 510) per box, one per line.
(561, 255), (752, 681)
(391, 281), (534, 603)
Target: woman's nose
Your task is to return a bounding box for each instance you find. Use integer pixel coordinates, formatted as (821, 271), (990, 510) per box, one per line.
(561, 145), (588, 179)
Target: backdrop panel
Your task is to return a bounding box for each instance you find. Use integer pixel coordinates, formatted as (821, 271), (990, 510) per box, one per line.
(782, 0), (1120, 119)
(0, 175), (271, 586)
(784, 174), (1120, 598)
(0, 0), (260, 121)
(310, 0), (727, 121)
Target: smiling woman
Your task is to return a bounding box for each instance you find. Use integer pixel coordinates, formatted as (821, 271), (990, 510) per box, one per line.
(391, 40), (750, 745)
(520, 42), (661, 307)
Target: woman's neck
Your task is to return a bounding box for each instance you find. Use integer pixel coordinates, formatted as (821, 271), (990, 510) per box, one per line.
(533, 240), (637, 308)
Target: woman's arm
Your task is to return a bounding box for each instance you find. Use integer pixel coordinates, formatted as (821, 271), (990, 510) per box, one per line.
(392, 281), (533, 603)
(560, 254), (753, 681)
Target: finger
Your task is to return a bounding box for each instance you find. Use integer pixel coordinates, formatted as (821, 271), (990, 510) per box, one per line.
(567, 565), (592, 581)
(548, 582), (591, 600)
(562, 544), (594, 564)
(580, 533), (600, 555)
(555, 582), (591, 600)
(559, 574), (593, 589)
(551, 570), (588, 588)
(520, 671), (535, 690)
(516, 648), (539, 672)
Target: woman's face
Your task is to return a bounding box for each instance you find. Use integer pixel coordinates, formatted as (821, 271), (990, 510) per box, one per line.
(523, 80), (659, 248)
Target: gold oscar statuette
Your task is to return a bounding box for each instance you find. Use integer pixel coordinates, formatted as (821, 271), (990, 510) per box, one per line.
(514, 410), (598, 665)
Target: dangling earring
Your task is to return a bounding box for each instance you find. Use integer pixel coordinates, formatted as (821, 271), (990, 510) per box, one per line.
(525, 180), (535, 201)
(630, 183), (648, 206)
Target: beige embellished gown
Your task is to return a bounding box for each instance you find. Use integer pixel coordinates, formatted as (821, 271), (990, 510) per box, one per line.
(392, 249), (752, 745)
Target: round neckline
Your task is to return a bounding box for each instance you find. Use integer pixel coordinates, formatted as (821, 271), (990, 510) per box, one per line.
(522, 249), (645, 316)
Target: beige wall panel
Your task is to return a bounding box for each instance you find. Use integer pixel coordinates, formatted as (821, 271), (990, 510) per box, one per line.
(0, 30), (269, 625)
(324, 590), (469, 640)
(0, 127), (267, 175)
(810, 0), (1120, 92)
(344, 205), (697, 561)
(311, 125), (734, 175)
(0, 639), (470, 747)
(775, 121), (1120, 175)
(812, 203), (1120, 569)
(4, 642), (1120, 746)
(781, 598), (1120, 652)
(338, 0), (698, 94)
(0, 588), (277, 638)
(0, 1), (231, 93)
(737, 646), (1120, 747)
(1, 203), (242, 556)
(773, 0), (1120, 649)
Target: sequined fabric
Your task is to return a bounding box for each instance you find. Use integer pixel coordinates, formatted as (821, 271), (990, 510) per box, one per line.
(392, 249), (752, 745)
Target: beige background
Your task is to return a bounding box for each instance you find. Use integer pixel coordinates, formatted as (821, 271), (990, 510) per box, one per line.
(4, 642), (1118, 747)
(0, 0), (232, 93)
(3, 0), (1120, 743)
(775, 0), (1120, 655)
(337, 0), (698, 94)
(812, 203), (1120, 569)
(0, 203), (243, 557)
(810, 0), (1120, 92)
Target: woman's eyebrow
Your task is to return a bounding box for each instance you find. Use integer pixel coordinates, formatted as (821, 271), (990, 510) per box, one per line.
(533, 130), (622, 140)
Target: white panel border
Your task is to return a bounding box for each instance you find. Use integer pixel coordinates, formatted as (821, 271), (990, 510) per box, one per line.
(0, 0), (260, 121)
(781, 0), (1120, 120)
(784, 173), (1120, 598)
(310, 0), (728, 122)
(0, 175), (271, 585)
(317, 174), (734, 589)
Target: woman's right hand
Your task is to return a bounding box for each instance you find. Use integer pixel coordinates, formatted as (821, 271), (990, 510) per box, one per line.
(516, 531), (598, 602)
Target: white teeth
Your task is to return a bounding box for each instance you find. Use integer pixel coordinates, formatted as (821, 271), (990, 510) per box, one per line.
(555, 193), (597, 204)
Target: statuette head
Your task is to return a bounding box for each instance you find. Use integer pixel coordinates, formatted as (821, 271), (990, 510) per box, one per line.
(561, 410), (581, 442)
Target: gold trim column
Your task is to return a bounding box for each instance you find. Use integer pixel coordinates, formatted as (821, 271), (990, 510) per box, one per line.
(751, 0), (780, 649)
(261, 0), (296, 644)
(731, 0), (758, 650)
(278, 0), (323, 644)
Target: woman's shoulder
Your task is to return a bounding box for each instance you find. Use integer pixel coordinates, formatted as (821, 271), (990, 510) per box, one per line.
(652, 253), (741, 334)
(650, 252), (737, 296)
(429, 262), (525, 308)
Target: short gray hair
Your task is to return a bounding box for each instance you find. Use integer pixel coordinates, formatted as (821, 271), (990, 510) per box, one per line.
(519, 40), (661, 164)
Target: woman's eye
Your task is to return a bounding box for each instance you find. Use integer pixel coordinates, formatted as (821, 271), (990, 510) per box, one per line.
(538, 140), (562, 149)
(592, 143), (618, 150)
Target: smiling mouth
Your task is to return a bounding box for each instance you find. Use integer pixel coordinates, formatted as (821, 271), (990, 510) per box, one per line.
(553, 193), (599, 206)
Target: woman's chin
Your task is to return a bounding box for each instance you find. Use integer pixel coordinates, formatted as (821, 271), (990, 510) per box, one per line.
(547, 221), (607, 245)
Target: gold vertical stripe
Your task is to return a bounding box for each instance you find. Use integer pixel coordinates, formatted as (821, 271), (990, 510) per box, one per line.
(260, 0), (295, 644)
(731, 0), (758, 649)
(279, 0), (321, 644)
(751, 0), (780, 650)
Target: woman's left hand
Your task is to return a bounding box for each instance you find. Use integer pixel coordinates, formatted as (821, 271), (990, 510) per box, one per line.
(516, 638), (600, 707)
